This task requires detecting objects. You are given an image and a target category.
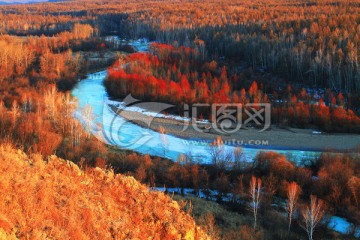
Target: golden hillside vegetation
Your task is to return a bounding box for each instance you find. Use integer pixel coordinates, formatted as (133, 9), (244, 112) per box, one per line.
(0, 144), (207, 240)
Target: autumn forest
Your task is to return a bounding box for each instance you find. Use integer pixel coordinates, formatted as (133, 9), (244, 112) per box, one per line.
(0, 0), (360, 239)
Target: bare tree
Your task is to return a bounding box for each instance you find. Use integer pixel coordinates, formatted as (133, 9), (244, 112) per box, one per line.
(60, 92), (77, 135)
(208, 136), (224, 167)
(233, 147), (245, 171)
(44, 84), (57, 121)
(301, 195), (323, 240)
(287, 182), (301, 234)
(159, 125), (168, 156)
(71, 119), (83, 147)
(10, 100), (20, 128)
(208, 136), (232, 171)
(82, 104), (95, 139)
(194, 38), (206, 61)
(249, 176), (262, 230)
(263, 173), (277, 200)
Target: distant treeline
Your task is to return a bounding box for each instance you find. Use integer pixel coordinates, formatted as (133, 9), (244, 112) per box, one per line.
(105, 43), (360, 133)
(1, 0), (360, 97)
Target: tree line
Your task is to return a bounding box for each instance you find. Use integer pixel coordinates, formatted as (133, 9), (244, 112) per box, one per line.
(105, 43), (360, 132)
(106, 139), (360, 239)
(1, 0), (360, 96)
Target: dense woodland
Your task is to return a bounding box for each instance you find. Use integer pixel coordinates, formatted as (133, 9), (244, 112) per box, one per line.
(1, 0), (360, 95)
(0, 0), (359, 239)
(1, 0), (360, 115)
(105, 43), (360, 132)
(108, 146), (360, 239)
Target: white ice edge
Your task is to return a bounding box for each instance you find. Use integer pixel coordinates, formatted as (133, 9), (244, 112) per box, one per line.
(71, 38), (356, 237)
(71, 57), (320, 164)
(108, 100), (209, 124)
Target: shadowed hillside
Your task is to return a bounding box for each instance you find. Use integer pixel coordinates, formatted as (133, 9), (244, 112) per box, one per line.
(0, 144), (208, 239)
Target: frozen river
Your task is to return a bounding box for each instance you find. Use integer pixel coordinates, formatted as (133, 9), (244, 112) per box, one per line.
(70, 38), (358, 236)
(71, 70), (320, 164)
(71, 38), (320, 164)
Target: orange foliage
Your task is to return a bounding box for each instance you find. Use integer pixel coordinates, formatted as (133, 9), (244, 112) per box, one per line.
(255, 152), (295, 183)
(0, 144), (208, 239)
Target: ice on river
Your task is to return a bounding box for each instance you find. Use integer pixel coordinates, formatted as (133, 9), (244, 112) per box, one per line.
(71, 69), (320, 164)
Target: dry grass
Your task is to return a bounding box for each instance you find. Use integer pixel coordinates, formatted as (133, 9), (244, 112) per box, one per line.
(0, 144), (208, 239)
(173, 195), (253, 239)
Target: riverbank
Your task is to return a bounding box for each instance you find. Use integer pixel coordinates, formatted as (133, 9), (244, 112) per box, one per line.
(109, 104), (360, 152)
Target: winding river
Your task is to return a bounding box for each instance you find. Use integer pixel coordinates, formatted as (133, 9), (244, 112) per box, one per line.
(71, 75), (360, 234)
(71, 39), (320, 163)
(70, 39), (360, 236)
(72, 70), (320, 163)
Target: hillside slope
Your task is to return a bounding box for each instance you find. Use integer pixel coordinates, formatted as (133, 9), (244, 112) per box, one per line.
(0, 144), (207, 239)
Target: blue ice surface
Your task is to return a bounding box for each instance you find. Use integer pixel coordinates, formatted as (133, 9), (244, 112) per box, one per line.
(71, 68), (320, 164)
